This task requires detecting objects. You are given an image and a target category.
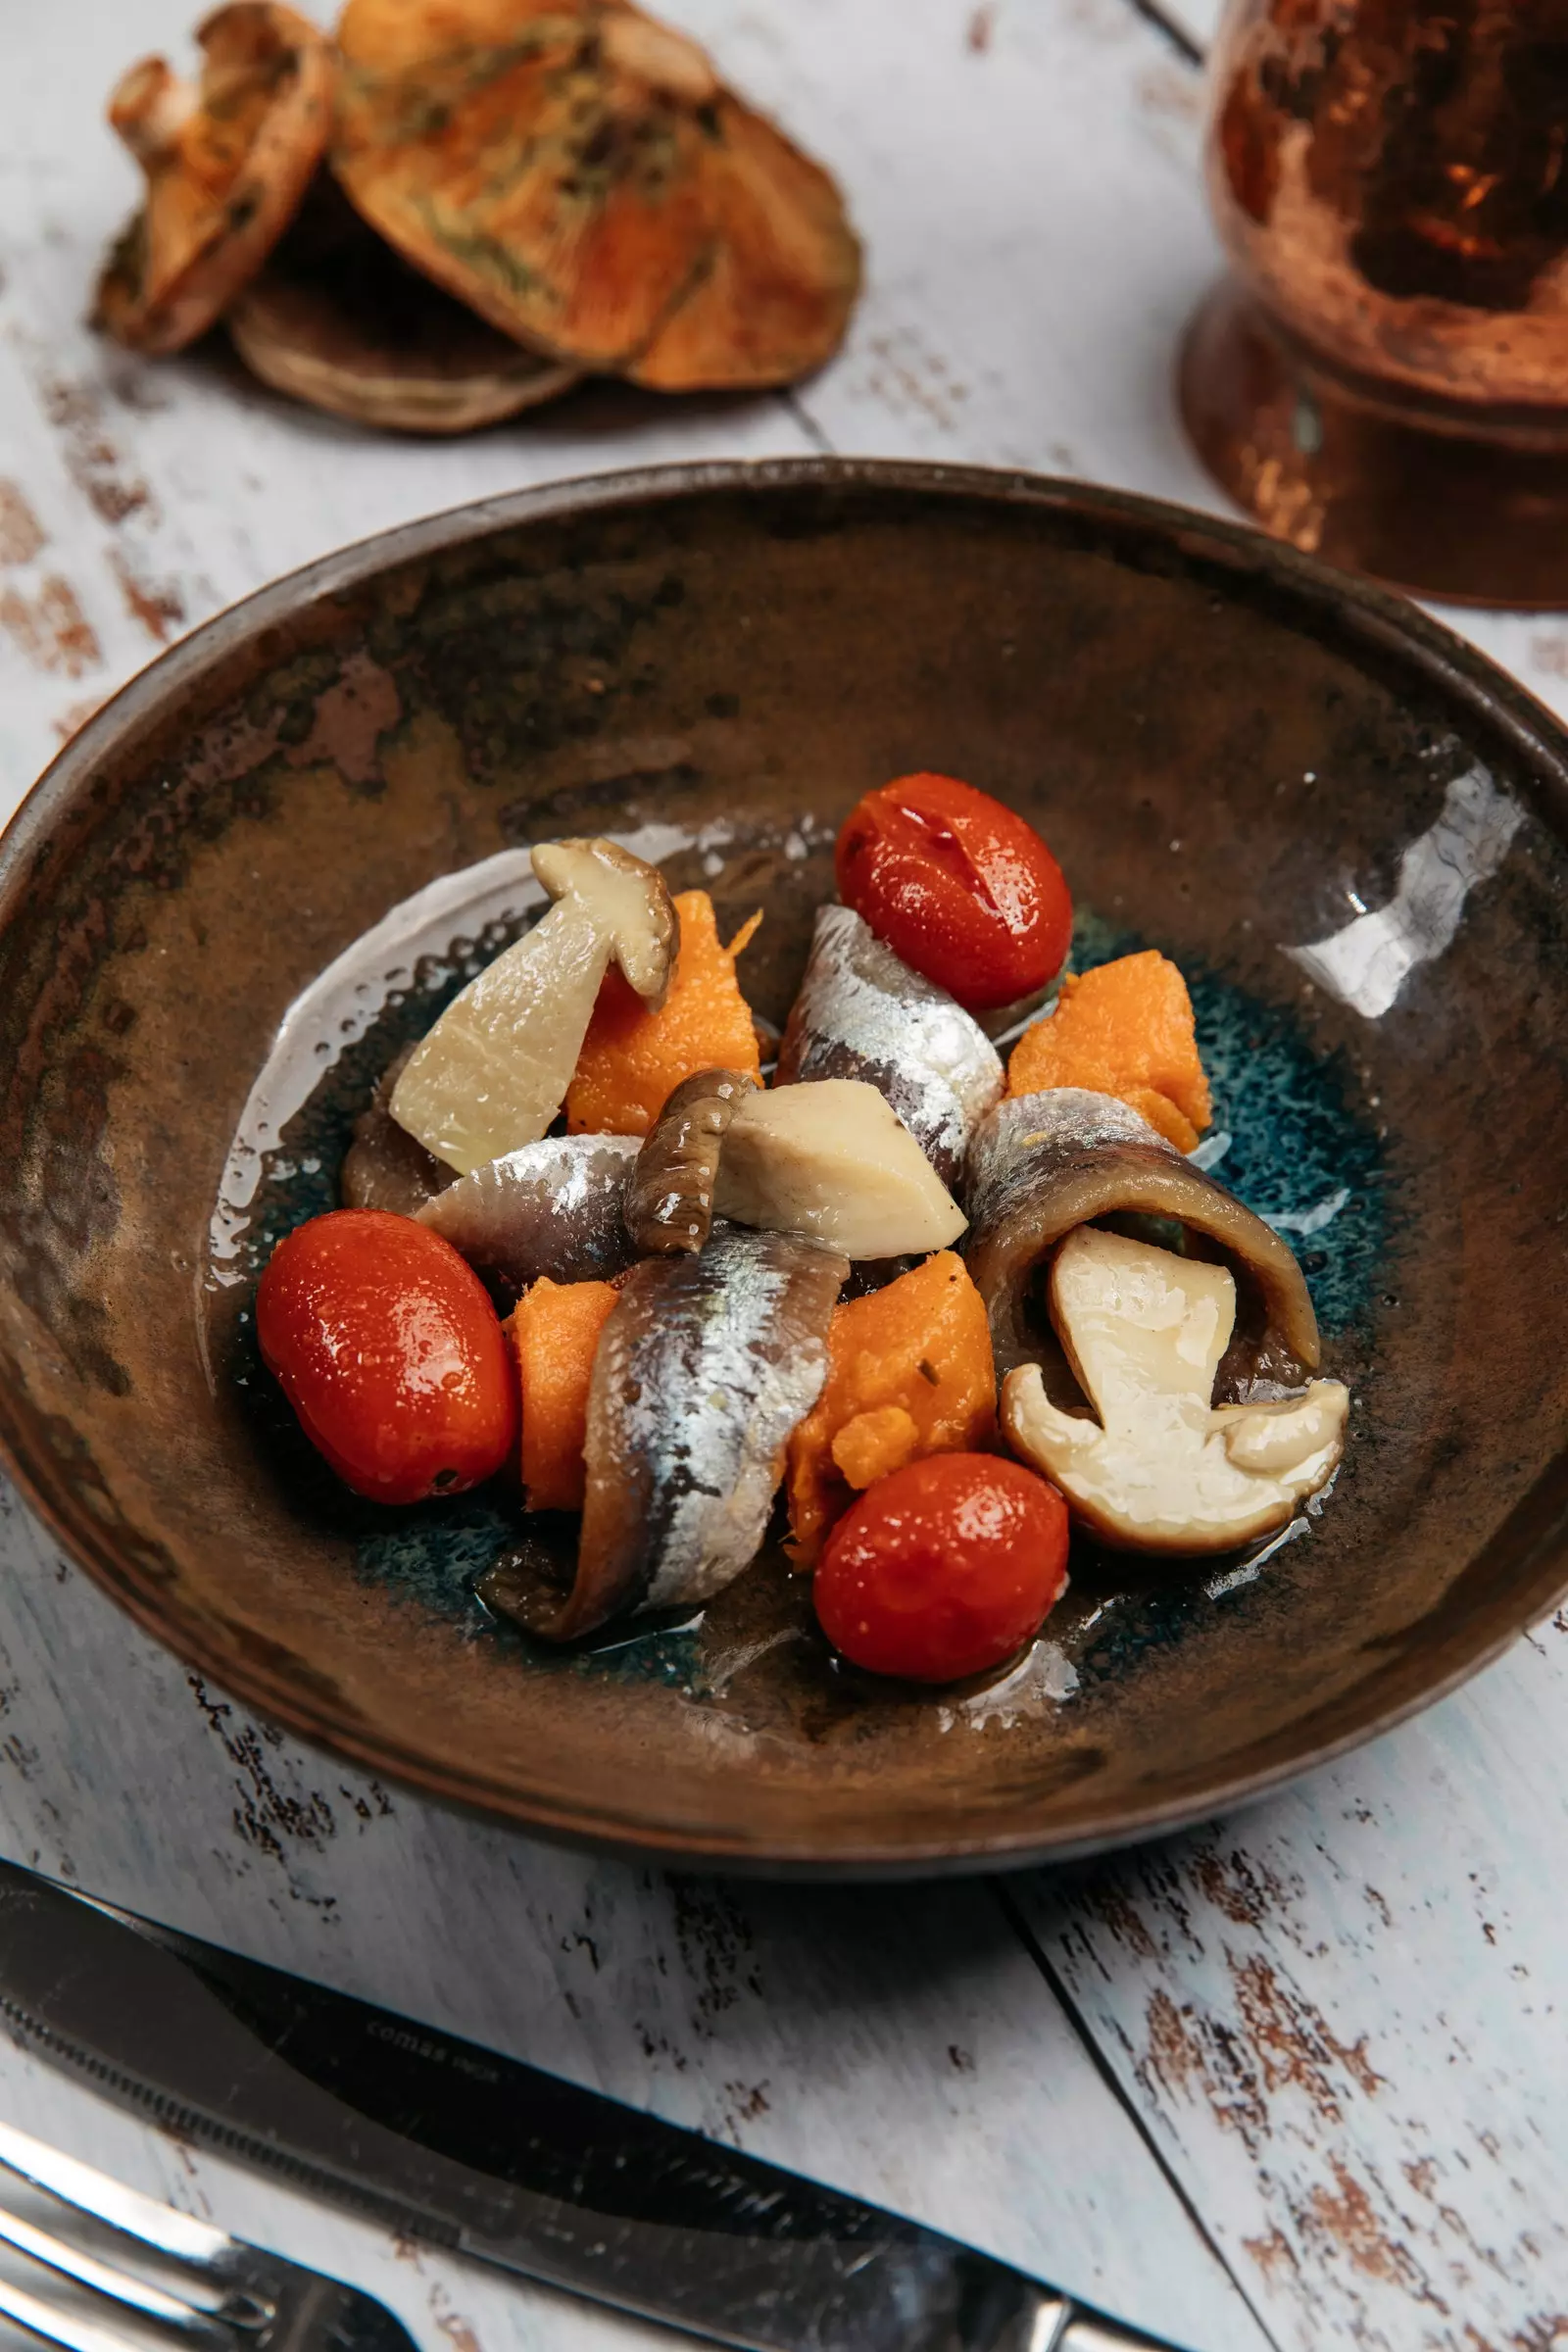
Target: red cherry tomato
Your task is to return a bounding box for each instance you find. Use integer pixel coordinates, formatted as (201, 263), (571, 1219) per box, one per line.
(813, 1452), (1069, 1684)
(835, 772), (1072, 1011)
(257, 1209), (516, 1505)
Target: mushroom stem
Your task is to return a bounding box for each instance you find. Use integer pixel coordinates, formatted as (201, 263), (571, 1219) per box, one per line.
(624, 1067), (759, 1256)
(109, 60), (199, 166)
(713, 1078), (968, 1259)
(601, 15), (721, 103)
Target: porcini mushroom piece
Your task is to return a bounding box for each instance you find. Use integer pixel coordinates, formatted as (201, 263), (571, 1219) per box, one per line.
(331, 0), (861, 389)
(624, 1067), (758, 1255)
(965, 1089), (1321, 1386)
(95, 4), (333, 355)
(390, 839), (677, 1176)
(528, 1223), (848, 1641)
(1003, 1226), (1349, 1554)
(531, 839), (678, 1010)
(712, 1079), (967, 1260)
(777, 905), (1003, 1189)
(228, 175), (580, 432)
(417, 1134), (639, 1300)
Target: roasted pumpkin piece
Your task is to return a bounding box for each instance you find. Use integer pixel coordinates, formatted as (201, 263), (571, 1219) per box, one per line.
(1005, 951), (1212, 1153)
(331, 0), (861, 389)
(509, 1276), (618, 1513)
(785, 1250), (998, 1564)
(566, 894), (762, 1137)
(96, 3), (333, 355)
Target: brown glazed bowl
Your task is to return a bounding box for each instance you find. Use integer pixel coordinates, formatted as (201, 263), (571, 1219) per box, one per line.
(0, 461), (1565, 1876)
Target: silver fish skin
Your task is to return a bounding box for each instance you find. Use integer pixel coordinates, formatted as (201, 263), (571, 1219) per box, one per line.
(963, 1088), (1322, 1387)
(776, 905), (1003, 1189)
(964, 1090), (1162, 1231)
(542, 1225), (848, 1639)
(416, 1134), (639, 1300)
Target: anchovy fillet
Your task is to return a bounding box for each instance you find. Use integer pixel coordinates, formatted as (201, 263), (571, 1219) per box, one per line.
(536, 1224), (848, 1640)
(417, 1134), (639, 1299)
(965, 1088), (1322, 1388)
(777, 906), (1002, 1188)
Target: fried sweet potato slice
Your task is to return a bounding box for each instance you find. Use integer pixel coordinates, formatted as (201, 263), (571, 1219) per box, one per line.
(331, 0), (860, 388)
(96, 3), (333, 354)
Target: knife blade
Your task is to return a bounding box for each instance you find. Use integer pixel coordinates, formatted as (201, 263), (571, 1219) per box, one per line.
(0, 1860), (1177, 2352)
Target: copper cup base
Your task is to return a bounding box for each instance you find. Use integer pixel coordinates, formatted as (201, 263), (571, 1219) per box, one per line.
(1180, 277), (1568, 611)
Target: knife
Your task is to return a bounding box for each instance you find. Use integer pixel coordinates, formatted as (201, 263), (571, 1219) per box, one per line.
(0, 1859), (1179, 2352)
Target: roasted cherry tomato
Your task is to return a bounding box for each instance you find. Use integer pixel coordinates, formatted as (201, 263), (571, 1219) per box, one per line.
(257, 1209), (516, 1504)
(835, 772), (1072, 1011)
(813, 1451), (1069, 1683)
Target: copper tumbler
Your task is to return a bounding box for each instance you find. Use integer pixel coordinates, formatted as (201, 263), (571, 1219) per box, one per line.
(1180, 0), (1568, 606)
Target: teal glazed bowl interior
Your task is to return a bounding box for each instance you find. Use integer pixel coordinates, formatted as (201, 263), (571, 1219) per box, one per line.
(1, 460), (1565, 1875)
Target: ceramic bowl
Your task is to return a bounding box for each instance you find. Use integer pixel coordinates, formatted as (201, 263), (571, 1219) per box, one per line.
(0, 461), (1564, 1875)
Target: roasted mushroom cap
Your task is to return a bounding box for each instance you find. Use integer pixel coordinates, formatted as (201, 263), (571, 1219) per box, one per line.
(331, 0), (861, 389)
(229, 175), (580, 430)
(95, 4), (333, 355)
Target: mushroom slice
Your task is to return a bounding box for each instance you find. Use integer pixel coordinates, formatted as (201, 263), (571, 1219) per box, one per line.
(417, 1134), (639, 1300)
(95, 4), (332, 355)
(713, 1079), (967, 1260)
(531, 1224), (848, 1640)
(341, 1044), (454, 1216)
(624, 1067), (758, 1255)
(776, 906), (1003, 1190)
(228, 175), (580, 432)
(531, 839), (678, 1010)
(331, 0), (861, 389)
(1004, 1227), (1349, 1554)
(966, 1089), (1321, 1386)
(390, 839), (677, 1176)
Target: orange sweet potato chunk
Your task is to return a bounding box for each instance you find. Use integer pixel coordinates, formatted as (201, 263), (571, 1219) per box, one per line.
(508, 1277), (618, 1513)
(1005, 950), (1212, 1152)
(785, 1250), (997, 1564)
(566, 892), (762, 1136)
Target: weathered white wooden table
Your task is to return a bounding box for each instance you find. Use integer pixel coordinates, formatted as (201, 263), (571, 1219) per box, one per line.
(1, 4), (1565, 2348)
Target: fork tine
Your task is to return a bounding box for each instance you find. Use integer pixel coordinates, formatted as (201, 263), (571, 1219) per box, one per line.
(0, 2212), (231, 2337)
(0, 2262), (210, 2352)
(0, 2132), (228, 2276)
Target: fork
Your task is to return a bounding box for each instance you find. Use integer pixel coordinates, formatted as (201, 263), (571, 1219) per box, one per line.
(0, 2119), (418, 2352)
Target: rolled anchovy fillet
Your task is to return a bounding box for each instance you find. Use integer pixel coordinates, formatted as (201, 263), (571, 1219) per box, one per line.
(341, 1045), (453, 1217)
(776, 905), (1003, 1188)
(532, 1224), (849, 1642)
(417, 1134), (639, 1300)
(965, 1089), (1321, 1388)
(624, 1066), (758, 1255)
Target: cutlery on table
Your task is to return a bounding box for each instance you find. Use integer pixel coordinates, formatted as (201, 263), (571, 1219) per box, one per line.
(0, 1860), (1184, 2351)
(0, 2114), (416, 2352)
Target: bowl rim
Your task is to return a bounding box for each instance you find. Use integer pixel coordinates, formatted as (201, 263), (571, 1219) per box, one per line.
(4, 454), (1567, 1878)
